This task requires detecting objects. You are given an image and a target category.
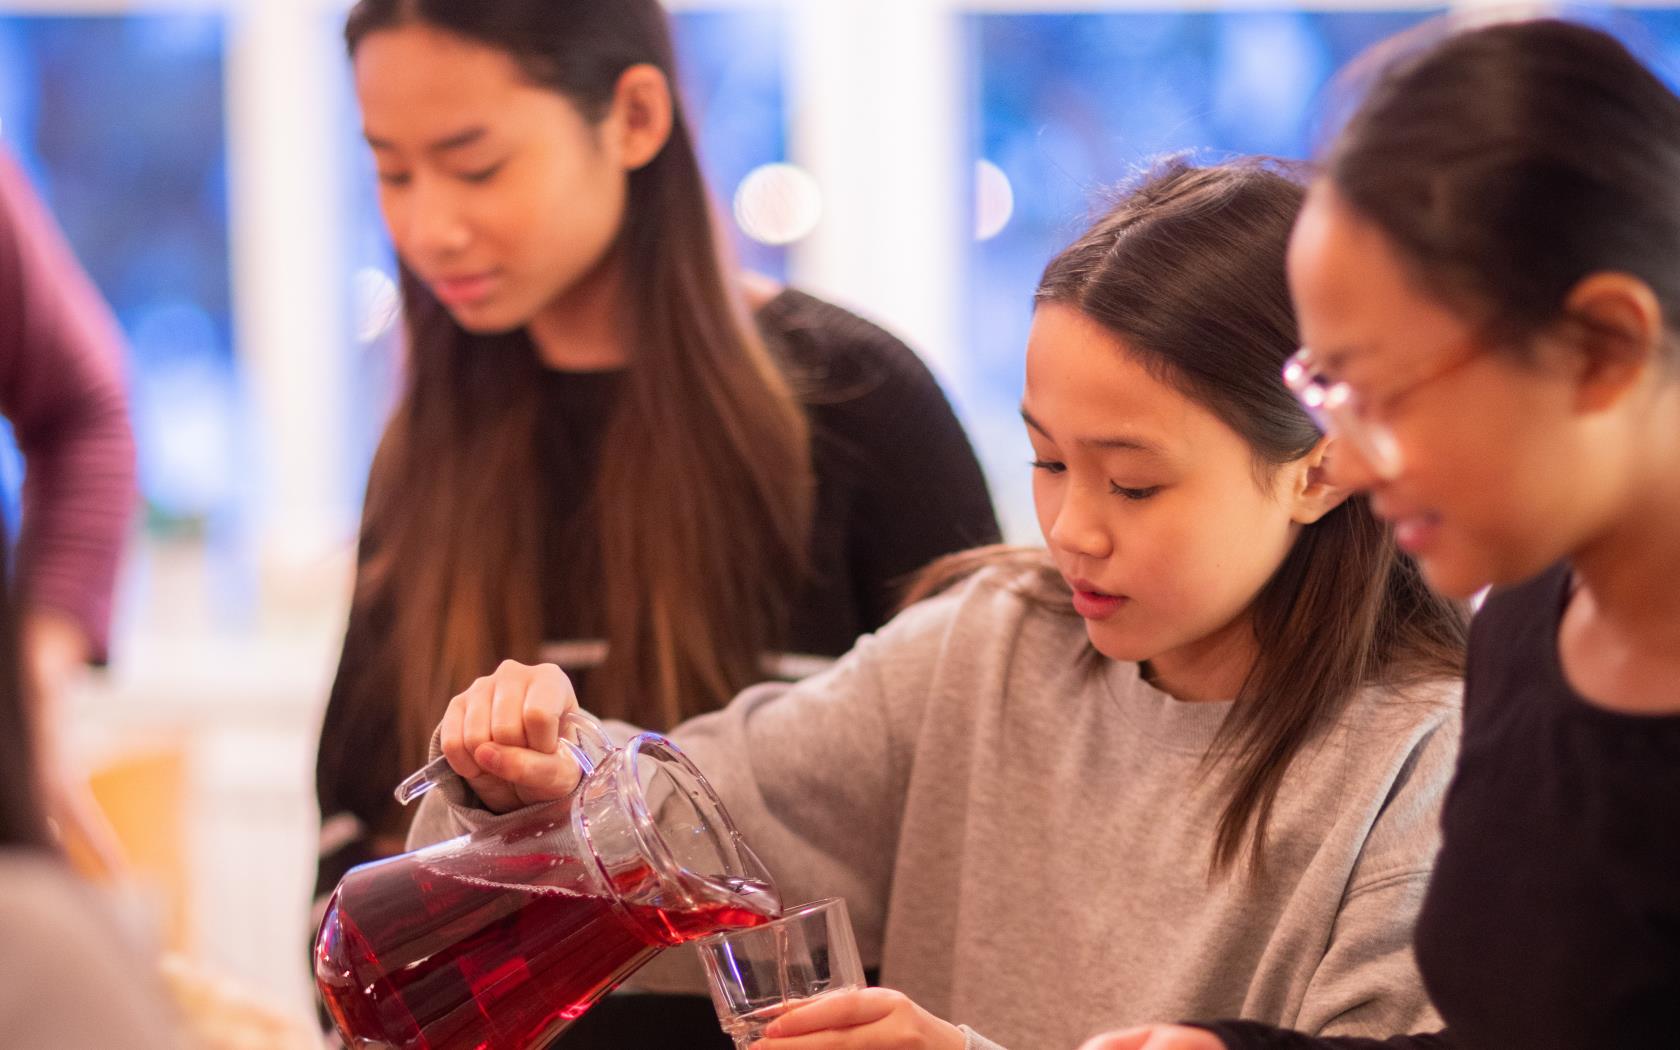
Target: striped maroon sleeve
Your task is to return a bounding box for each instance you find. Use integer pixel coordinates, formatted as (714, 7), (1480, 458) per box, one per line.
(0, 151), (136, 661)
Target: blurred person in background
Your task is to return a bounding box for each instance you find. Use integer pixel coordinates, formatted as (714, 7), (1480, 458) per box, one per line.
(0, 144), (138, 877)
(0, 505), (315, 1050)
(0, 142), (321, 1050)
(314, 0), (1000, 1045)
(0, 510), (178, 1048)
(1081, 18), (1680, 1050)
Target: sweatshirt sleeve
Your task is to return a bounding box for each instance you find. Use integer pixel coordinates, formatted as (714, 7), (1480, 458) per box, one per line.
(0, 151), (135, 660)
(1294, 709), (1461, 1037)
(406, 588), (966, 969)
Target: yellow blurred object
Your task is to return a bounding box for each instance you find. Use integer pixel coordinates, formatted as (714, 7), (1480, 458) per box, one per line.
(55, 775), (129, 875)
(68, 740), (193, 953)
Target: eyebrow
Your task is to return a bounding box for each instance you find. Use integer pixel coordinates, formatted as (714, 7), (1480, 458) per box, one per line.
(365, 126), (489, 154)
(1019, 406), (1165, 456)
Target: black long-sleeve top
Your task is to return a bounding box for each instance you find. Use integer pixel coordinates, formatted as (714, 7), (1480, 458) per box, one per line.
(1202, 563), (1680, 1050)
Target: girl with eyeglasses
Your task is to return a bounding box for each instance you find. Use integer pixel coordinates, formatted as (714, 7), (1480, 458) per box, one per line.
(1084, 18), (1680, 1050)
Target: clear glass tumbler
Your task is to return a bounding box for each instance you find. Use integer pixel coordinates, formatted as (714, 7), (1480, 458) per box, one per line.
(697, 897), (865, 1048)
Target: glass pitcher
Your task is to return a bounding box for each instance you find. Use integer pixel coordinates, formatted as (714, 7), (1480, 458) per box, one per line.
(314, 712), (780, 1050)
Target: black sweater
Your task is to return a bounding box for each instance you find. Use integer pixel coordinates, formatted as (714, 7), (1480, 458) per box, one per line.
(1203, 563), (1680, 1050)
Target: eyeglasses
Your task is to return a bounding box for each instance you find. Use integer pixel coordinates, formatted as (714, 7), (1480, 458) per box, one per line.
(1281, 342), (1482, 481)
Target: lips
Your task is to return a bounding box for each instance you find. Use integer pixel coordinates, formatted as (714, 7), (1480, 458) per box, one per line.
(430, 271), (498, 307)
(1375, 501), (1444, 555)
(1068, 578), (1128, 620)
(1393, 512), (1443, 555)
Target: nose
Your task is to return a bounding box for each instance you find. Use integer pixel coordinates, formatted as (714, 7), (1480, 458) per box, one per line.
(394, 173), (472, 261)
(1047, 482), (1114, 562)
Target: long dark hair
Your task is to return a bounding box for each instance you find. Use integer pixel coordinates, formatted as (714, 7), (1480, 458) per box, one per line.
(1327, 17), (1680, 359)
(0, 517), (48, 849)
(343, 0), (814, 776)
(1036, 159), (1467, 876)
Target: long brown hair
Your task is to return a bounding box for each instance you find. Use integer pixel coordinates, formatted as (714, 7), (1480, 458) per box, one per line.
(344, 0), (813, 777)
(930, 160), (1467, 876)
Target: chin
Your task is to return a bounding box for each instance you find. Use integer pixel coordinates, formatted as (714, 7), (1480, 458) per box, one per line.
(1083, 622), (1157, 665)
(1413, 555), (1487, 601)
(444, 302), (528, 337)
(1420, 541), (1539, 601)
(453, 315), (527, 337)
(1422, 535), (1567, 600)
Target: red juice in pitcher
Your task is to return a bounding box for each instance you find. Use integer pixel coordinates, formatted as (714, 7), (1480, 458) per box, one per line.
(316, 851), (775, 1050)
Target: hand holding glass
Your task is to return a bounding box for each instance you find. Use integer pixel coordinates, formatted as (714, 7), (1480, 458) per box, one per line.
(697, 897), (865, 1048)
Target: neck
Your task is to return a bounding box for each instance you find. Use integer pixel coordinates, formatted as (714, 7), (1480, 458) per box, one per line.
(526, 249), (630, 371)
(1569, 400), (1680, 641)
(1144, 613), (1258, 703)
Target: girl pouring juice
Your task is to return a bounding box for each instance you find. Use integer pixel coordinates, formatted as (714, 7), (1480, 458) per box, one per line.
(404, 160), (1468, 1050)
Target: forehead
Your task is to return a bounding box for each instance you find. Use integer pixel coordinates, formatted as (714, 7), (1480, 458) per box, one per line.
(1287, 184), (1470, 372)
(1023, 304), (1229, 451)
(354, 25), (535, 132)
(1288, 187), (1408, 328)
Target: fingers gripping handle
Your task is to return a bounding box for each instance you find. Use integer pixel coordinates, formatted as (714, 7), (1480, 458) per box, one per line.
(392, 709), (614, 806)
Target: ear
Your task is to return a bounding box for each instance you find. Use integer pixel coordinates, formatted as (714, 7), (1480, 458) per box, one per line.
(605, 64), (674, 172)
(1562, 272), (1664, 414)
(1287, 436), (1353, 525)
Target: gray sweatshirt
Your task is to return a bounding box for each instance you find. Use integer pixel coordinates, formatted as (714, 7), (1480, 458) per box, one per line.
(411, 567), (1460, 1049)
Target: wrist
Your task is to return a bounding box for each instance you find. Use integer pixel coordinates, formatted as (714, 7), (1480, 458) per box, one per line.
(23, 608), (93, 699)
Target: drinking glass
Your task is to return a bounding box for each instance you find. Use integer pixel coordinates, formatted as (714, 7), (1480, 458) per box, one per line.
(697, 897), (865, 1048)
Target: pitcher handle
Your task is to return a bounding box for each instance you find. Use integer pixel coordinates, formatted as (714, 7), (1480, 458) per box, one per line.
(393, 709), (615, 806)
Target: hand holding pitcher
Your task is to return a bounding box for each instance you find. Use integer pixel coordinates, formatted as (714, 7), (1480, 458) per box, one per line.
(438, 659), (591, 812)
(321, 667), (781, 1050)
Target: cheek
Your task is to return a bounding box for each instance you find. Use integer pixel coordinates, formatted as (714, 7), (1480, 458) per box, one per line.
(1399, 402), (1555, 524)
(1395, 373), (1576, 504)
(1031, 474), (1058, 537)
(1107, 507), (1220, 610)
(1153, 491), (1296, 610)
(486, 177), (552, 249)
(1411, 410), (1499, 478)
(527, 170), (627, 266)
(563, 151), (628, 222)
(376, 189), (409, 252)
